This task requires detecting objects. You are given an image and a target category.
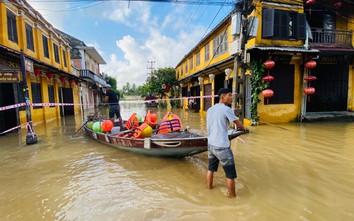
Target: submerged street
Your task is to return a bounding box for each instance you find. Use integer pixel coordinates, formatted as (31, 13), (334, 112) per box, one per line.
(0, 103), (353, 221)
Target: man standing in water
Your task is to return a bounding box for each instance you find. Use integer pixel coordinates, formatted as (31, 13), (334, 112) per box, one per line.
(104, 84), (123, 129)
(206, 88), (248, 197)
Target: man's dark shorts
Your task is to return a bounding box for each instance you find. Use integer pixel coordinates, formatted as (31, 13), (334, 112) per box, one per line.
(109, 104), (121, 119)
(208, 144), (237, 179)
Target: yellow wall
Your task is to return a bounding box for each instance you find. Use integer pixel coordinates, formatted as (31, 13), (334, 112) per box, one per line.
(0, 2), (72, 74)
(0, 1), (81, 125)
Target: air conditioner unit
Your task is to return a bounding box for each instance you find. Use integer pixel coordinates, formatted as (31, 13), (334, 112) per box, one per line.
(229, 39), (241, 55)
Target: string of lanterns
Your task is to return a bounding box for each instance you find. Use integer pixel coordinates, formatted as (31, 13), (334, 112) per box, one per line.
(262, 59), (275, 104)
(303, 60), (317, 101)
(30, 68), (79, 86)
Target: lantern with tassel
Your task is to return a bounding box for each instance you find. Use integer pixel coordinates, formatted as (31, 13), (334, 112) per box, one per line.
(262, 89), (274, 104)
(59, 76), (65, 83)
(46, 72), (53, 80)
(34, 68), (41, 77)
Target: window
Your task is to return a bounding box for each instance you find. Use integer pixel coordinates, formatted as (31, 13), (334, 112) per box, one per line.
(48, 85), (55, 107)
(25, 23), (34, 51)
(62, 50), (67, 67)
(190, 57), (193, 70)
(262, 8), (306, 40)
(213, 31), (228, 57)
(42, 35), (49, 58)
(196, 52), (200, 66)
(204, 43), (210, 61)
(7, 9), (18, 43)
(185, 62), (188, 73)
(31, 83), (42, 109)
(53, 43), (60, 63)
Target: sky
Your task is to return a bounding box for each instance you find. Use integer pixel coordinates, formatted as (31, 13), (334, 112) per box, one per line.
(26, 0), (236, 89)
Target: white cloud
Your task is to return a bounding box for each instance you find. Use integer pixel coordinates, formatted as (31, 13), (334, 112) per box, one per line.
(26, 1), (69, 30)
(102, 25), (206, 89)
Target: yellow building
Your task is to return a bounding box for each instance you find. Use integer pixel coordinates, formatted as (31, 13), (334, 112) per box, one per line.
(0, 0), (81, 133)
(176, 0), (354, 124)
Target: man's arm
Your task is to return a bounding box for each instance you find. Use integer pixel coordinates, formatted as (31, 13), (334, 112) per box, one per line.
(233, 119), (249, 132)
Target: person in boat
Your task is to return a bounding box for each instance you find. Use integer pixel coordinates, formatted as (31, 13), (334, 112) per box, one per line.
(206, 88), (248, 198)
(104, 83), (123, 129)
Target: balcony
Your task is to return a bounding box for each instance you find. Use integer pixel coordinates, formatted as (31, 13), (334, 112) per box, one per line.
(79, 69), (106, 86)
(310, 28), (353, 48)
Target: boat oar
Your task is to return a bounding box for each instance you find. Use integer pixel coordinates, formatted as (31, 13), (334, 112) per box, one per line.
(75, 105), (105, 134)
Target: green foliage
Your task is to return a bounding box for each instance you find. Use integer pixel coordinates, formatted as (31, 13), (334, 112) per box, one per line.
(250, 60), (269, 124)
(105, 76), (117, 90)
(145, 67), (176, 98)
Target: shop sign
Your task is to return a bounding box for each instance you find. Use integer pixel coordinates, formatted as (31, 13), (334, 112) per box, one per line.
(0, 71), (20, 83)
(25, 59), (34, 73)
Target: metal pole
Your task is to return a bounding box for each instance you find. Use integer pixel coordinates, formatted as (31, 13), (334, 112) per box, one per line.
(20, 51), (38, 145)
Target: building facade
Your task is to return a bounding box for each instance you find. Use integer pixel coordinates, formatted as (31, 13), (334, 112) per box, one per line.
(58, 31), (106, 117)
(0, 0), (81, 133)
(176, 0), (354, 124)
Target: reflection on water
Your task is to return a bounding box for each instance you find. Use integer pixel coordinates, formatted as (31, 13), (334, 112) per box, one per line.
(0, 103), (354, 220)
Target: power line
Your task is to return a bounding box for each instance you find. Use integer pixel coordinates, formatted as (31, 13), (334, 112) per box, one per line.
(28, 0), (238, 6)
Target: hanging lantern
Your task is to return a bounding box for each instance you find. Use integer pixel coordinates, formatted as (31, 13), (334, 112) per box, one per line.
(68, 79), (73, 85)
(34, 68), (41, 77)
(306, 0), (315, 5)
(303, 87), (315, 95)
(262, 89), (274, 98)
(334, 1), (342, 8)
(304, 76), (317, 81)
(75, 80), (79, 85)
(263, 60), (275, 69)
(59, 76), (65, 83)
(305, 60), (317, 69)
(263, 75), (275, 82)
(262, 89), (274, 104)
(46, 72), (53, 80)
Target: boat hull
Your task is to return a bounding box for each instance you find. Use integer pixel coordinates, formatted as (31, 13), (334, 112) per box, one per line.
(84, 127), (208, 158)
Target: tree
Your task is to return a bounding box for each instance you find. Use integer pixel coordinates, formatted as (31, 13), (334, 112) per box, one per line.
(145, 67), (176, 98)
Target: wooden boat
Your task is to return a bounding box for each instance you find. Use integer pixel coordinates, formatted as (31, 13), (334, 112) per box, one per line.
(83, 126), (245, 158)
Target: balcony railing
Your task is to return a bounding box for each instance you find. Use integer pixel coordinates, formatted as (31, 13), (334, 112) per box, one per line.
(79, 69), (106, 85)
(310, 28), (353, 48)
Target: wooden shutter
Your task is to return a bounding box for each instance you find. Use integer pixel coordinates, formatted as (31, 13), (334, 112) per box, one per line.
(262, 8), (275, 38)
(296, 13), (306, 39)
(279, 11), (289, 39)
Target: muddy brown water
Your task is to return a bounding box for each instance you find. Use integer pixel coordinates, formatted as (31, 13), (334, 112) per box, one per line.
(1, 102), (353, 220)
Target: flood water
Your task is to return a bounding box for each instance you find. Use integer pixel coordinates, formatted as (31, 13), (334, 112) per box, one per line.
(1, 102), (354, 221)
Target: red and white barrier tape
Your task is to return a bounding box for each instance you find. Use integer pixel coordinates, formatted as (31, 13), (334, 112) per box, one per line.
(0, 103), (27, 111)
(0, 93), (228, 112)
(0, 122), (31, 135)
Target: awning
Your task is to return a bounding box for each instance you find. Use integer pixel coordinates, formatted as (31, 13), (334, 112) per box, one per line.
(312, 47), (354, 55)
(248, 46), (319, 53)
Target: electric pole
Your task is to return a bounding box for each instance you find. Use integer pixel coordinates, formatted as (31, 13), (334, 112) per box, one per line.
(232, 0), (251, 123)
(147, 59), (155, 77)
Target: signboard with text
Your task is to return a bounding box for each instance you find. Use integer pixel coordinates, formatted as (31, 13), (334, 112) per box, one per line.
(0, 71), (20, 83)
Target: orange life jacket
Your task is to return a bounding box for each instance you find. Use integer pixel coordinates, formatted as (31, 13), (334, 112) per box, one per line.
(144, 110), (157, 128)
(125, 113), (139, 130)
(156, 112), (182, 134)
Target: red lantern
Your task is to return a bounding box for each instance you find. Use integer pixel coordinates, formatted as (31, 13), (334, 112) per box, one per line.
(69, 79), (73, 84)
(101, 120), (113, 132)
(304, 76), (317, 81)
(34, 68), (41, 77)
(306, 0), (315, 5)
(75, 80), (79, 85)
(303, 87), (315, 95)
(334, 1), (342, 8)
(305, 60), (317, 69)
(46, 72), (53, 80)
(59, 76), (65, 83)
(263, 75), (275, 82)
(262, 89), (274, 98)
(263, 60), (275, 69)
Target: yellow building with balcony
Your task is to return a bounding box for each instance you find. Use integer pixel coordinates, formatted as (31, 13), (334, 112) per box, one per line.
(176, 0), (354, 124)
(0, 0), (81, 134)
